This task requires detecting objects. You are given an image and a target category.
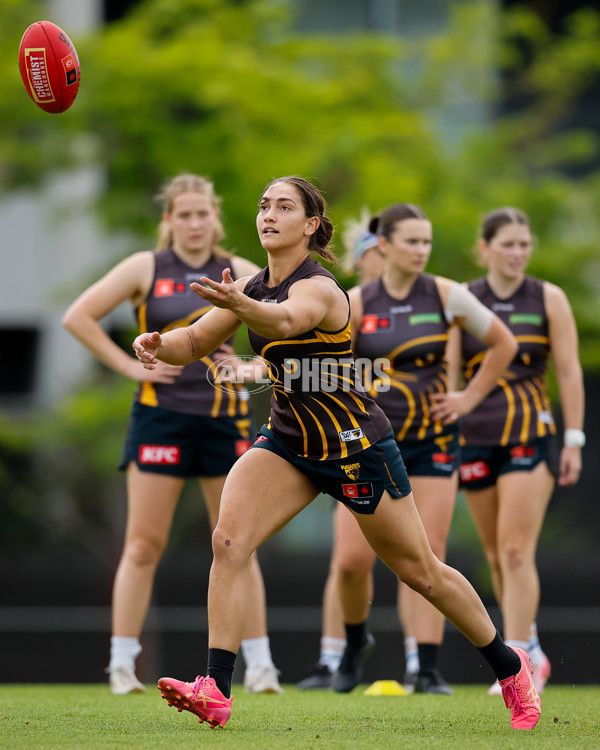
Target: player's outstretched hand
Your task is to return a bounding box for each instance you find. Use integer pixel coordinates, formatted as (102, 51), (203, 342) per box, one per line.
(190, 268), (242, 311)
(133, 331), (162, 369)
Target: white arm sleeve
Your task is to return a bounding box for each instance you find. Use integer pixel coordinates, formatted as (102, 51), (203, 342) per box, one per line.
(445, 283), (494, 340)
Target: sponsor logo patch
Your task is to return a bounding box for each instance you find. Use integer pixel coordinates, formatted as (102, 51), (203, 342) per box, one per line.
(460, 460), (490, 483)
(339, 428), (364, 443)
(139, 445), (181, 465)
(361, 314), (393, 333)
(342, 482), (374, 501)
(154, 278), (175, 297)
(409, 313), (441, 325)
(25, 48), (55, 103)
(253, 435), (270, 445)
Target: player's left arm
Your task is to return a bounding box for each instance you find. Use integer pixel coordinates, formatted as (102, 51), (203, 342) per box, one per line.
(430, 277), (517, 423)
(545, 282), (585, 486)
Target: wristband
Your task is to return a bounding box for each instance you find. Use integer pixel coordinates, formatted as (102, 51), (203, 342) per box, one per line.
(564, 429), (585, 448)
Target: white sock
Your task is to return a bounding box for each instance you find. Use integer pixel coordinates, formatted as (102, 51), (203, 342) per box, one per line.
(319, 636), (346, 673)
(109, 636), (141, 670)
(528, 623), (545, 665)
(404, 636), (419, 674)
(240, 636), (274, 671)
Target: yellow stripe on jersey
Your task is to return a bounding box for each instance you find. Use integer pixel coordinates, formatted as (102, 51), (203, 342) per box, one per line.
(161, 306), (212, 333)
(314, 323), (352, 344)
(515, 334), (550, 346)
(260, 325), (351, 359)
(139, 381), (158, 407)
(535, 375), (557, 435)
(525, 381), (546, 437)
(389, 379), (417, 441)
(464, 351), (487, 381)
(418, 392), (430, 440)
(298, 399), (326, 458)
(136, 303), (159, 406)
(515, 383), (531, 443)
(310, 396), (347, 459)
(382, 368), (419, 383)
(386, 334), (449, 363)
(320, 392), (371, 451)
(498, 378), (516, 446)
(226, 381), (236, 417)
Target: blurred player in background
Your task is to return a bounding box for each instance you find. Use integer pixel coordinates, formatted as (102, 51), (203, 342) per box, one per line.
(455, 207), (585, 695)
(327, 203), (517, 694)
(63, 174), (282, 695)
(297, 218), (383, 690)
(135, 177), (541, 731)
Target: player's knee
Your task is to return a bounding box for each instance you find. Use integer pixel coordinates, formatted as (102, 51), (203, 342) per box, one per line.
(211, 524), (250, 564)
(501, 544), (525, 571)
(124, 536), (165, 568)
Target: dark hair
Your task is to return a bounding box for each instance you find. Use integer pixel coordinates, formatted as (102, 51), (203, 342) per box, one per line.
(369, 203), (428, 241)
(262, 176), (338, 264)
(480, 207), (530, 243)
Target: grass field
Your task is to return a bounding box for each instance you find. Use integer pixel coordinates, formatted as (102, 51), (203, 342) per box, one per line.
(1, 684), (598, 749)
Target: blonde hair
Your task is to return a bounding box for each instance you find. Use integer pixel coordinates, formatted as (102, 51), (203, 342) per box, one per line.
(155, 174), (227, 254)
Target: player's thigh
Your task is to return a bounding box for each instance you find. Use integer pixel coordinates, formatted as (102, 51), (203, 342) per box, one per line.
(410, 474), (458, 553)
(353, 490), (439, 583)
(496, 462), (554, 549)
(125, 462), (184, 547)
(199, 474), (227, 530)
(464, 485), (500, 555)
(214, 447), (319, 552)
(333, 501), (376, 574)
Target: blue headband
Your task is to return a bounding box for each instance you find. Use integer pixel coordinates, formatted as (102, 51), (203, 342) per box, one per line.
(354, 231), (379, 260)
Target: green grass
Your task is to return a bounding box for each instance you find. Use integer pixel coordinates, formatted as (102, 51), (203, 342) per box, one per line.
(0, 684), (598, 749)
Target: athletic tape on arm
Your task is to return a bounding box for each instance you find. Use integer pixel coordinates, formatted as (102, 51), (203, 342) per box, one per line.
(445, 283), (494, 340)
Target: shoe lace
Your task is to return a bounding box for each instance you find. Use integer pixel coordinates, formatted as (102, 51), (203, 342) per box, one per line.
(502, 681), (521, 713)
(191, 675), (211, 701)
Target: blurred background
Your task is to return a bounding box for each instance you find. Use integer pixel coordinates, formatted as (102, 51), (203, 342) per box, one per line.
(1, 0), (599, 686)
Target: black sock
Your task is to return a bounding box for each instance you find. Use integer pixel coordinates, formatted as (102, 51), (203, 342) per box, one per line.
(344, 621), (368, 651)
(207, 648), (237, 698)
(478, 630), (521, 682)
(417, 643), (440, 675)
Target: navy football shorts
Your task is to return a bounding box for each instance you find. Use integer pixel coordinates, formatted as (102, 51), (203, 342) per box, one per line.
(119, 402), (254, 478)
(459, 435), (555, 491)
(251, 424), (412, 515)
(397, 425), (460, 477)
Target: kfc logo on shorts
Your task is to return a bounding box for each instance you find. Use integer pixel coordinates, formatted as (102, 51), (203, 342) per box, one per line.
(235, 439), (252, 457)
(139, 445), (181, 465)
(342, 482), (374, 500)
(459, 460), (490, 483)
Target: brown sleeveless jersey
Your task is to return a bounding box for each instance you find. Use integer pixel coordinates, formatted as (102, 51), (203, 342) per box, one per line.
(353, 274), (451, 441)
(245, 256), (391, 461)
(460, 275), (555, 446)
(133, 248), (250, 418)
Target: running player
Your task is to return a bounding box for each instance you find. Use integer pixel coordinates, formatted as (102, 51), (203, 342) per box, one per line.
(134, 176), (541, 731)
(62, 174), (281, 695)
(456, 207), (584, 695)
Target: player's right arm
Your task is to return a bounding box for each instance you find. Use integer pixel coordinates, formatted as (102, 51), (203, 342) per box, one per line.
(133, 305), (243, 368)
(62, 251), (183, 384)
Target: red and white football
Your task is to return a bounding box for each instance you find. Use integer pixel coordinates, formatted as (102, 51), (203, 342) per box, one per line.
(18, 20), (81, 114)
